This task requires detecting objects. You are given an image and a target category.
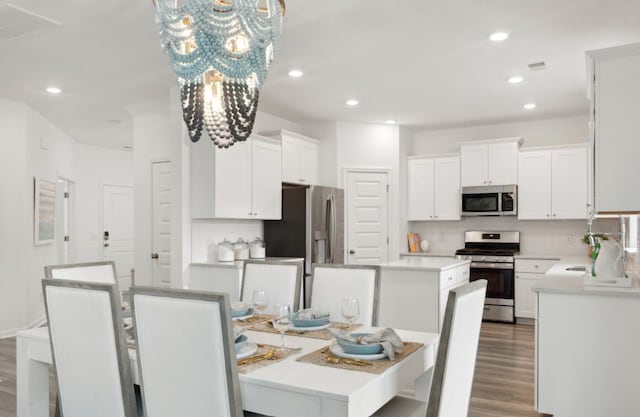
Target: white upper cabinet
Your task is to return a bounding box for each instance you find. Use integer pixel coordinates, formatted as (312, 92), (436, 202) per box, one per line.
(407, 155), (460, 221)
(460, 138), (521, 186)
(587, 44), (640, 213)
(191, 135), (282, 220)
(518, 145), (588, 220)
(264, 130), (318, 185)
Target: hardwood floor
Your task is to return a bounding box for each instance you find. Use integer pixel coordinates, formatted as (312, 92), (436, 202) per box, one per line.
(0, 322), (546, 417)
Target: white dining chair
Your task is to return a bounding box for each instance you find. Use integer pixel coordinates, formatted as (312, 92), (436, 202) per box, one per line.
(130, 287), (245, 417)
(241, 260), (303, 312)
(45, 260), (118, 284)
(371, 279), (488, 417)
(310, 264), (381, 326)
(42, 278), (137, 417)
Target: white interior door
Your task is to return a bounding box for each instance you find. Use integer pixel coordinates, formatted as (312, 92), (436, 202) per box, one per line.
(152, 161), (172, 287)
(102, 185), (134, 290)
(345, 171), (389, 264)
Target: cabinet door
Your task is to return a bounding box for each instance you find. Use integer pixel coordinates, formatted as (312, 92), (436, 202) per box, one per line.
(460, 144), (488, 186)
(488, 141), (519, 185)
(300, 141), (318, 185)
(594, 53), (640, 212)
(252, 139), (282, 219)
(515, 272), (541, 319)
(552, 147), (588, 219)
(434, 156), (461, 220)
(407, 158), (434, 220)
(281, 136), (301, 184)
(213, 140), (252, 218)
(518, 151), (552, 219)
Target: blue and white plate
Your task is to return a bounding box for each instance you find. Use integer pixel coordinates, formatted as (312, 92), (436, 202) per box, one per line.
(336, 333), (384, 355)
(289, 322), (331, 332)
(235, 334), (248, 352)
(329, 343), (386, 361)
(292, 313), (330, 328)
(236, 343), (258, 360)
(232, 309), (254, 321)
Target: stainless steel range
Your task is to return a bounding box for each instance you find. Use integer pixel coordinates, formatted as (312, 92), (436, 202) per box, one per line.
(455, 231), (520, 323)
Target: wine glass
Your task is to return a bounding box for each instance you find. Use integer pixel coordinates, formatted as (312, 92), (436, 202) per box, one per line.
(272, 304), (292, 354)
(252, 290), (268, 316)
(341, 297), (359, 333)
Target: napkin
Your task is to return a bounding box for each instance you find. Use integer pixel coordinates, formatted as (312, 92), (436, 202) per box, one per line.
(296, 308), (330, 320)
(328, 328), (404, 360)
(233, 327), (245, 342)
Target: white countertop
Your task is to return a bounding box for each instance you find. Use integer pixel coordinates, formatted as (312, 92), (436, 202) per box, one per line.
(533, 275), (640, 297)
(400, 252), (455, 258)
(378, 257), (470, 271)
(192, 257), (304, 269)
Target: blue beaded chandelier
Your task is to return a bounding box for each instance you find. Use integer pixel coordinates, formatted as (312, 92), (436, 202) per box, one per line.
(154, 0), (285, 148)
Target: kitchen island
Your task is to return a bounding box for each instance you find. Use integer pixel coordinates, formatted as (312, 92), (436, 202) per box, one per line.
(377, 257), (471, 333)
(534, 274), (640, 417)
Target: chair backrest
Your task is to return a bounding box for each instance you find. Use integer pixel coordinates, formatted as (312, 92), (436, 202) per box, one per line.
(426, 279), (487, 417)
(45, 261), (117, 285)
(130, 287), (243, 417)
(241, 260), (302, 312)
(310, 264), (381, 326)
(42, 279), (137, 417)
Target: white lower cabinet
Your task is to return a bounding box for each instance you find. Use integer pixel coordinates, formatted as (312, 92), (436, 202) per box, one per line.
(514, 258), (558, 319)
(378, 264), (470, 332)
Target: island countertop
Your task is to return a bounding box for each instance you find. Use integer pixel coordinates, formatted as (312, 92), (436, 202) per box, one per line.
(533, 274), (640, 297)
(378, 257), (470, 271)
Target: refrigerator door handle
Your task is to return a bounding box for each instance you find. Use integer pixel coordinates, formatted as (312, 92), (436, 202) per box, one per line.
(326, 194), (337, 263)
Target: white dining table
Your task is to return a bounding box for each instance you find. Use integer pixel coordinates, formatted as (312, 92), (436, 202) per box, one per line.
(16, 326), (438, 417)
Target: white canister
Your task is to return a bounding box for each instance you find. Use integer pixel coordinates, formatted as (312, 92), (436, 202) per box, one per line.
(233, 238), (250, 260)
(217, 239), (235, 262)
(250, 237), (266, 259)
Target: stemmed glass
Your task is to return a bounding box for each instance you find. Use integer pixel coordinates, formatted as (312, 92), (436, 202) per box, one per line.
(341, 297), (360, 333)
(252, 290), (268, 316)
(272, 304), (292, 354)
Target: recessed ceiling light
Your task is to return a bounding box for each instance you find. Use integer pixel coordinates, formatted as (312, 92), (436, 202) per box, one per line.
(524, 103), (537, 110)
(288, 69), (303, 78)
(346, 99), (359, 107)
(508, 76), (523, 84)
(385, 120), (397, 125)
(489, 32), (509, 42)
(46, 86), (61, 94)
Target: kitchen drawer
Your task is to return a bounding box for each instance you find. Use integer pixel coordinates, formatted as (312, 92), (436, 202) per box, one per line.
(515, 259), (558, 274)
(440, 265), (469, 289)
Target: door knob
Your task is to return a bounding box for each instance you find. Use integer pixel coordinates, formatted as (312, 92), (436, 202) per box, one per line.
(349, 249), (356, 255)
(151, 253), (159, 259)
(104, 243), (110, 248)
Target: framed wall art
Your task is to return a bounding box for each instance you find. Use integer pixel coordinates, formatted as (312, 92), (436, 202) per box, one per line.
(34, 177), (56, 246)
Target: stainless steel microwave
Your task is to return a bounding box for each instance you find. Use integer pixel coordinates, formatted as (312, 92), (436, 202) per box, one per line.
(461, 185), (517, 216)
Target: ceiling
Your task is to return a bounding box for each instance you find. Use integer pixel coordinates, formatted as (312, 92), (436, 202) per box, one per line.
(1, 0), (639, 149)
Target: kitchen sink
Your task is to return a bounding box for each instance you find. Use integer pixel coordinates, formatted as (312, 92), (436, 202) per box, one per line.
(565, 266), (588, 272)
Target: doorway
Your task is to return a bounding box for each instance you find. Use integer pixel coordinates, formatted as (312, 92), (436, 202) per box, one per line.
(102, 184), (134, 290)
(345, 169), (390, 264)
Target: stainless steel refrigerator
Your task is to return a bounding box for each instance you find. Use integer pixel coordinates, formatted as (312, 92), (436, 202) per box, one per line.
(263, 184), (344, 307)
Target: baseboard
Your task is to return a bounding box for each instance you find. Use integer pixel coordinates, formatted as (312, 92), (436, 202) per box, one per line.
(516, 317), (535, 326)
(0, 315), (47, 339)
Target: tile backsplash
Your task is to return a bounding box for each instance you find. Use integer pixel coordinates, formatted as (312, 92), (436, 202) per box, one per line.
(191, 219), (263, 262)
(408, 217), (621, 258)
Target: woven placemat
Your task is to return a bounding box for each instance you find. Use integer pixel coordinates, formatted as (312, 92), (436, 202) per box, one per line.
(248, 321), (362, 340)
(233, 314), (277, 328)
(296, 342), (424, 374)
(236, 343), (287, 374)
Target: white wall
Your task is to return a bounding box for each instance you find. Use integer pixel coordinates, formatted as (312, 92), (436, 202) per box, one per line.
(133, 109), (172, 286)
(0, 100), (29, 335)
(398, 127), (414, 256)
(0, 99), (134, 335)
(336, 122), (401, 261)
(412, 115), (589, 154)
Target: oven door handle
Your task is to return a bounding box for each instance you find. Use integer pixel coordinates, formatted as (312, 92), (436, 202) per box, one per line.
(470, 262), (514, 270)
